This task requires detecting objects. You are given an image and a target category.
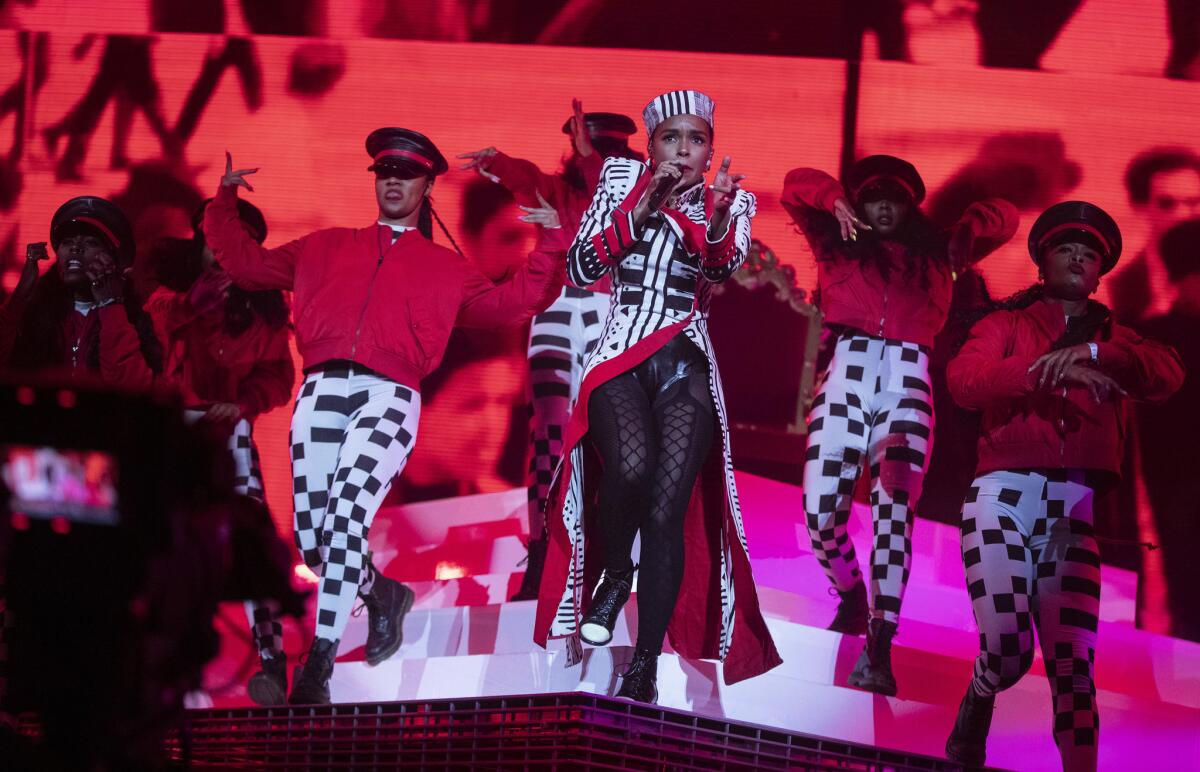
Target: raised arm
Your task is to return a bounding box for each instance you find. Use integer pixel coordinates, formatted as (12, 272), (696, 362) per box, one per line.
(780, 166), (871, 242)
(948, 312), (1039, 410)
(781, 167), (845, 218)
(567, 157), (648, 288)
(203, 154), (305, 291)
(465, 148), (558, 206)
(457, 226), (569, 328)
(947, 198), (1020, 272)
(701, 187), (756, 283)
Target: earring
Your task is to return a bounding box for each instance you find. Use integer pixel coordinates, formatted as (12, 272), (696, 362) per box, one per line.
(705, 160), (711, 170)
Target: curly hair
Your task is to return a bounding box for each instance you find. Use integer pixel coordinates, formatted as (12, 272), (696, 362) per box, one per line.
(10, 266), (163, 374)
(151, 236), (290, 336)
(795, 201), (950, 291)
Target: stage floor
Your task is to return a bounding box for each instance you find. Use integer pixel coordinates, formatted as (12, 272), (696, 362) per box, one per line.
(199, 472), (1200, 772)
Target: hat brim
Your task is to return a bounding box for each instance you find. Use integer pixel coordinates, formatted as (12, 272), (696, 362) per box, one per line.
(368, 159), (434, 179)
(855, 178), (915, 204)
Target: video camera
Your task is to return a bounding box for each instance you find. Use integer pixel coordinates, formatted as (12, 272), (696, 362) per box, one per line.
(0, 376), (305, 770)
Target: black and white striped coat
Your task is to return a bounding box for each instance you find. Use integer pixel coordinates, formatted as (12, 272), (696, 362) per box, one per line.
(542, 157), (771, 672)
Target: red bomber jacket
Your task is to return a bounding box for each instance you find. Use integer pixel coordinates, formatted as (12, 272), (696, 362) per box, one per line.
(948, 298), (1185, 476)
(147, 287), (295, 421)
(781, 167), (1019, 349)
(0, 287), (158, 390)
(203, 184), (566, 390)
(485, 150), (611, 294)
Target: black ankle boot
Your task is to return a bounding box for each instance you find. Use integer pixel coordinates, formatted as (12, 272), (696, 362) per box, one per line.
(246, 653), (288, 706)
(945, 685), (995, 767)
(289, 638), (337, 705)
(358, 563), (415, 666)
(616, 649), (658, 703)
(847, 617), (899, 696)
(509, 538), (548, 602)
(827, 582), (869, 635)
(579, 566), (634, 646)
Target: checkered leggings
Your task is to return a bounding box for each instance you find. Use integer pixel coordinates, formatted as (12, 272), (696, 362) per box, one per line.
(290, 364), (420, 644)
(525, 287), (608, 540)
(802, 331), (933, 623)
(962, 470), (1101, 766)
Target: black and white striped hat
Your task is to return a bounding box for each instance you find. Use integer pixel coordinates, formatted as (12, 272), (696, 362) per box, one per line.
(642, 90), (715, 138)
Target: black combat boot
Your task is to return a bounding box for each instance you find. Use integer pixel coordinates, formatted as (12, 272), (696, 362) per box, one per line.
(288, 638), (337, 705)
(246, 652), (287, 706)
(579, 566), (634, 646)
(509, 537), (548, 602)
(358, 561), (415, 666)
(827, 582), (869, 635)
(847, 617), (899, 696)
(615, 649), (659, 703)
(945, 684), (995, 767)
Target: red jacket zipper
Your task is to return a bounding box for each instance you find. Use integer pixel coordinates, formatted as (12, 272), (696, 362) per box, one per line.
(350, 233), (388, 360)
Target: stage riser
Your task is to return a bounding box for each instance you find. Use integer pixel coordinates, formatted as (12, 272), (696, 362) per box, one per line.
(322, 649), (1197, 772)
(173, 695), (987, 772)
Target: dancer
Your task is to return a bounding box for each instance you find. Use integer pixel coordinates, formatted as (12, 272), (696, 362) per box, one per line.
(0, 196), (162, 383)
(781, 156), (1017, 695)
(459, 99), (640, 601)
(534, 90), (781, 702)
(148, 199), (294, 704)
(943, 201), (1183, 770)
(206, 128), (564, 704)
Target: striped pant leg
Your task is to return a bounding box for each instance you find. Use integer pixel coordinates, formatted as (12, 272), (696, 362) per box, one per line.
(1031, 472), (1101, 769)
(525, 291), (577, 541)
(865, 341), (934, 622)
(229, 418), (264, 502)
(313, 374), (420, 644)
(802, 337), (874, 593)
(574, 290), (610, 383)
(225, 417), (285, 659)
(962, 471), (1041, 697)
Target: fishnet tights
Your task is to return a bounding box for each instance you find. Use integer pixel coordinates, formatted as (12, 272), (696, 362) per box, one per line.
(588, 336), (715, 654)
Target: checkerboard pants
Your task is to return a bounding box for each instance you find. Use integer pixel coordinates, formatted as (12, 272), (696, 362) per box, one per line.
(227, 419), (285, 662)
(802, 332), (933, 624)
(290, 365), (420, 645)
(525, 287), (608, 540)
(961, 470), (1101, 769)
(182, 411), (285, 661)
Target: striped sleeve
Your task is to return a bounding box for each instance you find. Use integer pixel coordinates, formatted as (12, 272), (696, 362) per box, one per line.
(567, 157), (644, 288)
(702, 189), (756, 283)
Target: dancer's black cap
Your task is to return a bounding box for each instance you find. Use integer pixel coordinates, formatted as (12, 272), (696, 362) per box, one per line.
(845, 155), (926, 205)
(366, 127), (448, 177)
(1028, 201), (1122, 274)
(560, 112), (637, 142)
(50, 196), (135, 267)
